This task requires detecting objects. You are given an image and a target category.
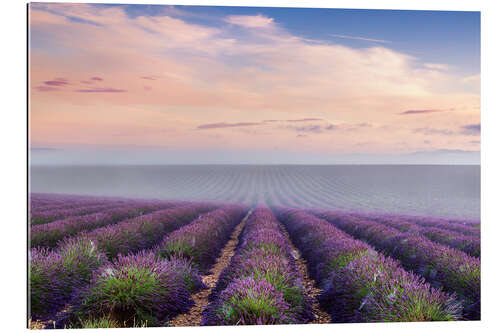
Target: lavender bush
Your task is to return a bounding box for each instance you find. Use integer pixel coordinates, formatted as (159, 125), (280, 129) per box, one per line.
(168, 256), (206, 293)
(78, 203), (215, 259)
(58, 236), (110, 282)
(157, 205), (247, 273)
(316, 210), (480, 319)
(276, 208), (371, 284)
(30, 194), (117, 213)
(29, 238), (109, 320)
(209, 277), (293, 325)
(364, 214), (481, 237)
(30, 202), (183, 248)
(320, 252), (461, 322)
(391, 215), (480, 237)
(30, 203), (214, 323)
(30, 203), (128, 225)
(354, 213), (480, 257)
(30, 248), (73, 320)
(31, 200), (114, 214)
(73, 251), (193, 327)
(420, 227), (480, 258)
(276, 207), (462, 322)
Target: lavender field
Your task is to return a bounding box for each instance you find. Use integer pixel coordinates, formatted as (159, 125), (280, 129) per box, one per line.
(29, 188), (480, 328)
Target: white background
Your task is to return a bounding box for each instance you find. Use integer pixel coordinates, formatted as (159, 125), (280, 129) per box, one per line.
(1, 0), (498, 332)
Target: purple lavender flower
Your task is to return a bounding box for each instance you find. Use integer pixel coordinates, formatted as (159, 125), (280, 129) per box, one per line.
(205, 277), (293, 325)
(277, 208), (371, 284)
(30, 237), (109, 320)
(276, 208), (462, 322)
(204, 207), (312, 325)
(30, 201), (186, 248)
(352, 213), (480, 257)
(29, 248), (73, 320)
(157, 205), (247, 273)
(320, 252), (461, 322)
(420, 227), (480, 258)
(30, 203), (124, 225)
(73, 251), (193, 327)
(316, 210), (479, 319)
(75, 203), (216, 259)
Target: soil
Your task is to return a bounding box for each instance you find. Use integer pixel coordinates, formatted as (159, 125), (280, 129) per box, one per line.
(168, 210), (251, 327)
(29, 319), (48, 330)
(279, 224), (332, 324)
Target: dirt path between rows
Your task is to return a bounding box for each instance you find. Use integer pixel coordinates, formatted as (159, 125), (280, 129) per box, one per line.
(168, 210), (251, 327)
(279, 224), (331, 324)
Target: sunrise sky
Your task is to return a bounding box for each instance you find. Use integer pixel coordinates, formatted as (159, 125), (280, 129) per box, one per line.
(29, 3), (480, 164)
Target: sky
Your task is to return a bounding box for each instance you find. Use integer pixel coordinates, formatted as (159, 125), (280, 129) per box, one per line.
(29, 3), (480, 164)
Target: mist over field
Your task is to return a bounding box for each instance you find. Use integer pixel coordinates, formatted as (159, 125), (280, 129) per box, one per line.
(30, 164), (480, 219)
(30, 147), (480, 165)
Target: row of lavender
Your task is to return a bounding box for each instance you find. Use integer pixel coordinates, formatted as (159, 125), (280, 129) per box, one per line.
(30, 203), (216, 320)
(275, 208), (462, 322)
(355, 213), (480, 257)
(358, 212), (481, 228)
(203, 207), (313, 325)
(30, 203), (131, 225)
(30, 193), (115, 211)
(32, 200), (115, 214)
(355, 211), (480, 237)
(29, 193), (188, 225)
(69, 204), (247, 327)
(31, 201), (187, 248)
(30, 194), (127, 214)
(314, 210), (480, 319)
(30, 198), (176, 225)
(30, 204), (248, 327)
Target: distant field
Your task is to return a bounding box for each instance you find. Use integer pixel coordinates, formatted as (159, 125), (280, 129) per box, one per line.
(30, 165), (480, 219)
(29, 193), (480, 328)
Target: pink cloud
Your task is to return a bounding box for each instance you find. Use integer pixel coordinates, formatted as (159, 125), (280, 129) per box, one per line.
(43, 78), (69, 86)
(141, 76), (156, 80)
(197, 122), (263, 129)
(399, 109), (454, 115)
(413, 127), (455, 136)
(75, 88), (126, 93)
(263, 118), (323, 123)
(286, 118), (323, 122)
(35, 86), (59, 92)
(90, 77), (103, 81)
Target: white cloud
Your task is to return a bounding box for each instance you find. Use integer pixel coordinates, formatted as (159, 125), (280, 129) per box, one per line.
(224, 14), (275, 28)
(424, 63), (452, 71)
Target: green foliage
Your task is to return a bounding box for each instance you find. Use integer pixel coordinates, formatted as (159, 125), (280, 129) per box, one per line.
(328, 250), (367, 272)
(78, 267), (160, 325)
(224, 292), (283, 324)
(159, 241), (197, 262)
(59, 238), (108, 282)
